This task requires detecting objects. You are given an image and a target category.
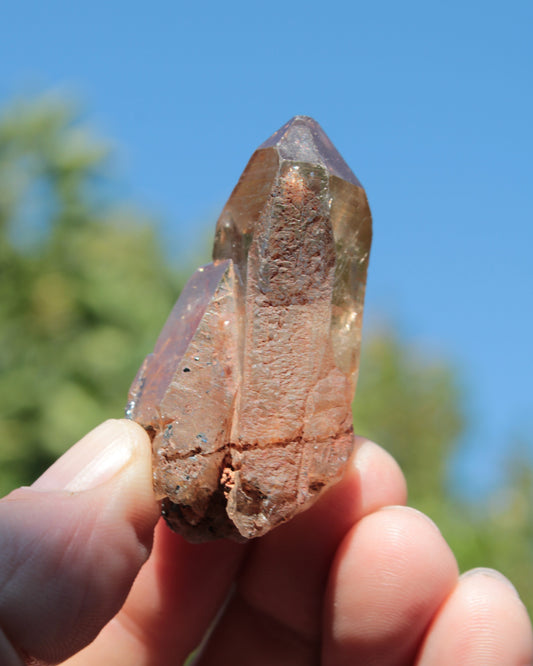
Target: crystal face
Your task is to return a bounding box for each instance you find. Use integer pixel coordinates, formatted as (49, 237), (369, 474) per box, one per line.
(127, 116), (372, 542)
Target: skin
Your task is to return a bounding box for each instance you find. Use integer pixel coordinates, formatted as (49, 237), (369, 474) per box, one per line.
(0, 419), (531, 665)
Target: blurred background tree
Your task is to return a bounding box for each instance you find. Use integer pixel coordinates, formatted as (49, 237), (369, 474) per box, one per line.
(353, 332), (533, 614)
(0, 94), (182, 492)
(0, 94), (531, 614)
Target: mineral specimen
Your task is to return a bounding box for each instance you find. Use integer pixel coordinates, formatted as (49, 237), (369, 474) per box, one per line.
(127, 116), (372, 542)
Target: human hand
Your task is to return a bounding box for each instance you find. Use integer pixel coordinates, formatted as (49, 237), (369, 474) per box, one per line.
(1, 420), (531, 665)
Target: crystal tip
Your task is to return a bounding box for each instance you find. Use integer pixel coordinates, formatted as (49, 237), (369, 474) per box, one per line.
(259, 116), (361, 187)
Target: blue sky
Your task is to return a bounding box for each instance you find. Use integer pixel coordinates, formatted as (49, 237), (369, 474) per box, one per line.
(1, 1), (532, 497)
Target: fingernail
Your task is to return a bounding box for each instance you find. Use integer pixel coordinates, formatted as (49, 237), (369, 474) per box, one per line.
(380, 505), (443, 534)
(353, 438), (375, 472)
(32, 420), (136, 492)
(460, 567), (521, 598)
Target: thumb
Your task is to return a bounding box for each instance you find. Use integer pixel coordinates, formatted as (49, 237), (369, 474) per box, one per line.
(0, 419), (159, 665)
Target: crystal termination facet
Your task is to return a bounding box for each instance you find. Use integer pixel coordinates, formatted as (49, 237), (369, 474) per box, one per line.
(127, 116), (372, 542)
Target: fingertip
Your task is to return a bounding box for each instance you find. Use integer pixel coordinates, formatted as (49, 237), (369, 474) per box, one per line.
(0, 419), (159, 664)
(31, 418), (153, 493)
(459, 567), (521, 598)
(351, 438), (408, 510)
(111, 418), (153, 460)
(417, 568), (533, 665)
(324, 506), (458, 665)
(110, 419), (159, 531)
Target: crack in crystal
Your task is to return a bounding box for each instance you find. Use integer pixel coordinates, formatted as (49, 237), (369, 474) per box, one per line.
(159, 424), (354, 463)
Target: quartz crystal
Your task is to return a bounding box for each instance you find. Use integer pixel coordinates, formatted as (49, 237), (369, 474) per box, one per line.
(127, 116), (372, 542)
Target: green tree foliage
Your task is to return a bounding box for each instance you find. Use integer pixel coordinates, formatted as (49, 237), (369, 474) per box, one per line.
(0, 95), (182, 494)
(353, 331), (464, 509)
(354, 330), (533, 616)
(0, 94), (532, 614)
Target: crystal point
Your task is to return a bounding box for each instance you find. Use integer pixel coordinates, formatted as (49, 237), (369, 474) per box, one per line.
(128, 117), (372, 542)
(259, 115), (362, 186)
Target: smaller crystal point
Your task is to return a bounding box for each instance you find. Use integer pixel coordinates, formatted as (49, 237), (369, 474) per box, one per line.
(128, 116), (372, 542)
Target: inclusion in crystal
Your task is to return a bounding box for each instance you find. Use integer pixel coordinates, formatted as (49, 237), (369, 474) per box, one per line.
(127, 116), (372, 542)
